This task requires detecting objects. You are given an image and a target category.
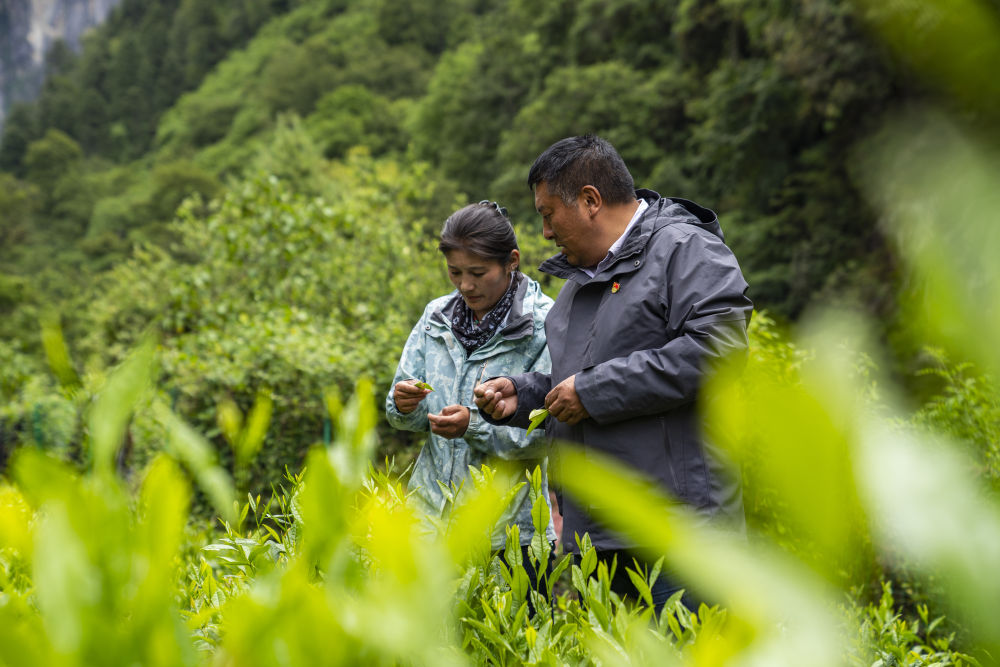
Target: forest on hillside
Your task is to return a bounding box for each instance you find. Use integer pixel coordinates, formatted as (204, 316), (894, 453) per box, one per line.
(1, 0), (1000, 664)
(1, 0), (925, 470)
(2, 0), (927, 319)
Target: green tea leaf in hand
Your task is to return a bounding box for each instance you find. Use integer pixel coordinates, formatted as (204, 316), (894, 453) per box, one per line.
(414, 381), (434, 391)
(526, 408), (549, 435)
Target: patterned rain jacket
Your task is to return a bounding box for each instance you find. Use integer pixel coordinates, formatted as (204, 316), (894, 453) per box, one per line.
(385, 275), (556, 549)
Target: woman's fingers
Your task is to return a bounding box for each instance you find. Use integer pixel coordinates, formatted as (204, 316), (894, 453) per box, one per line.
(393, 379), (430, 414)
(395, 380), (429, 396)
(429, 405), (470, 438)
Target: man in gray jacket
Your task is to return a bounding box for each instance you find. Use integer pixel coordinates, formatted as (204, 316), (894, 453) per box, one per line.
(475, 135), (753, 611)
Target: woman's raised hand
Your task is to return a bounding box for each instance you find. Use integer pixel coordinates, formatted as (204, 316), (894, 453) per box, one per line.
(393, 379), (431, 414)
(428, 404), (470, 438)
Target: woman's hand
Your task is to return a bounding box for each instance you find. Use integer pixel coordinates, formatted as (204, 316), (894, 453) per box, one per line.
(393, 379), (431, 414)
(428, 404), (470, 439)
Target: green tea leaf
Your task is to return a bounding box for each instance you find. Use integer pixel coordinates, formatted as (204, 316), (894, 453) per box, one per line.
(526, 408), (548, 435)
(414, 381), (434, 391)
(88, 337), (157, 479)
(39, 315), (80, 391)
(153, 402), (236, 525)
(236, 389), (273, 466)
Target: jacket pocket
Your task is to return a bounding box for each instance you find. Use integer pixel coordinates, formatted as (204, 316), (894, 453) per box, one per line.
(660, 415), (686, 499)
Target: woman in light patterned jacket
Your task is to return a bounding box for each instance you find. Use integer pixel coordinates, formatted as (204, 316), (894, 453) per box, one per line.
(386, 200), (556, 569)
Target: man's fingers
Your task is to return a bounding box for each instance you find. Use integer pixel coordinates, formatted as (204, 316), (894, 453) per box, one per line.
(475, 377), (512, 398)
(474, 381), (516, 419)
(543, 375), (586, 424)
(547, 399), (581, 424)
(550, 405), (588, 424)
(474, 388), (498, 411)
(478, 396), (503, 419)
(476, 378), (504, 395)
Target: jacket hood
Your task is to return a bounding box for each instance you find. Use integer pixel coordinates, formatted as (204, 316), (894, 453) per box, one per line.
(538, 189), (725, 280)
(639, 189), (724, 242)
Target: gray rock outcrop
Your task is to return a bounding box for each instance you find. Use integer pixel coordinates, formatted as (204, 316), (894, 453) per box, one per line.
(0, 0), (121, 129)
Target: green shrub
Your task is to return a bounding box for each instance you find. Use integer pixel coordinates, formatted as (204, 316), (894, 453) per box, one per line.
(909, 350), (1000, 492)
(2, 356), (988, 666)
(73, 150), (456, 493)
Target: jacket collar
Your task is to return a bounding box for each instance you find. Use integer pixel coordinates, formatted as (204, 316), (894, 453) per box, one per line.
(538, 189), (660, 283)
(429, 272), (535, 341)
(537, 189), (722, 284)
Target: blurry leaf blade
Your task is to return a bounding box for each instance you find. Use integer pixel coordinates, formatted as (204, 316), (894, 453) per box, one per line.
(31, 497), (109, 656)
(552, 443), (845, 664)
(857, 422), (1000, 648)
(0, 484), (34, 556)
(39, 315), (80, 390)
(88, 337), (157, 477)
(153, 402), (236, 525)
(853, 0), (1000, 119)
(237, 389), (273, 466)
(216, 399), (243, 449)
(857, 113), (1000, 378)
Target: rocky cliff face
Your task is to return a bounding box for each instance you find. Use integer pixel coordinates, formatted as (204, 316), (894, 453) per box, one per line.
(0, 0), (121, 127)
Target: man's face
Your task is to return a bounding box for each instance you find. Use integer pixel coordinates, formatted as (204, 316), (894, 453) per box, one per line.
(534, 182), (599, 267)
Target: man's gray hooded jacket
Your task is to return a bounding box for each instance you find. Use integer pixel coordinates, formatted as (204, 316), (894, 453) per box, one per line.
(490, 190), (753, 553)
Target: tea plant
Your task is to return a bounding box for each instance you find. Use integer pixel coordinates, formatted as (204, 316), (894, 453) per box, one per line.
(2, 337), (991, 665)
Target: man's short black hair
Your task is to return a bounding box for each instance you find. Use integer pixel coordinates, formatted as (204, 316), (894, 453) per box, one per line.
(527, 135), (635, 205)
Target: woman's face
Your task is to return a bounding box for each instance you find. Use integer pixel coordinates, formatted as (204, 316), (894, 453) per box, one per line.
(444, 248), (518, 320)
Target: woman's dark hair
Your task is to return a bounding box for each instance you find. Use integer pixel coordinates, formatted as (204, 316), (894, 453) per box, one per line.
(527, 134), (635, 205)
(438, 201), (519, 266)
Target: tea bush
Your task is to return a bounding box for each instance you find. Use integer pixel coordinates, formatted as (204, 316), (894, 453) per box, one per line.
(1, 143), (469, 496)
(2, 336), (994, 665)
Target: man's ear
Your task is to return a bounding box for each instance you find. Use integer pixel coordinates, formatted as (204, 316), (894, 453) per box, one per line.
(579, 185), (602, 217)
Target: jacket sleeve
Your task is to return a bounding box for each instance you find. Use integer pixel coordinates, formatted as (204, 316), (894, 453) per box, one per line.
(478, 370), (553, 429)
(464, 344), (551, 459)
(384, 311), (431, 432)
(575, 229), (752, 425)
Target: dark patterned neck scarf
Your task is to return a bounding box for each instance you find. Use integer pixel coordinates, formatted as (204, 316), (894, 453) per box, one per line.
(448, 272), (523, 355)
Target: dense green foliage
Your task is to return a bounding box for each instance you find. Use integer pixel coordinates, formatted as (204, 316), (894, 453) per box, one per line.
(2, 0), (1000, 663)
(3, 0), (970, 320)
(0, 319), (994, 665)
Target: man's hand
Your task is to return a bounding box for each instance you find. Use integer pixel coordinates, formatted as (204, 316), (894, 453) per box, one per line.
(393, 379), (431, 414)
(428, 404), (470, 439)
(545, 375), (589, 425)
(473, 377), (518, 420)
